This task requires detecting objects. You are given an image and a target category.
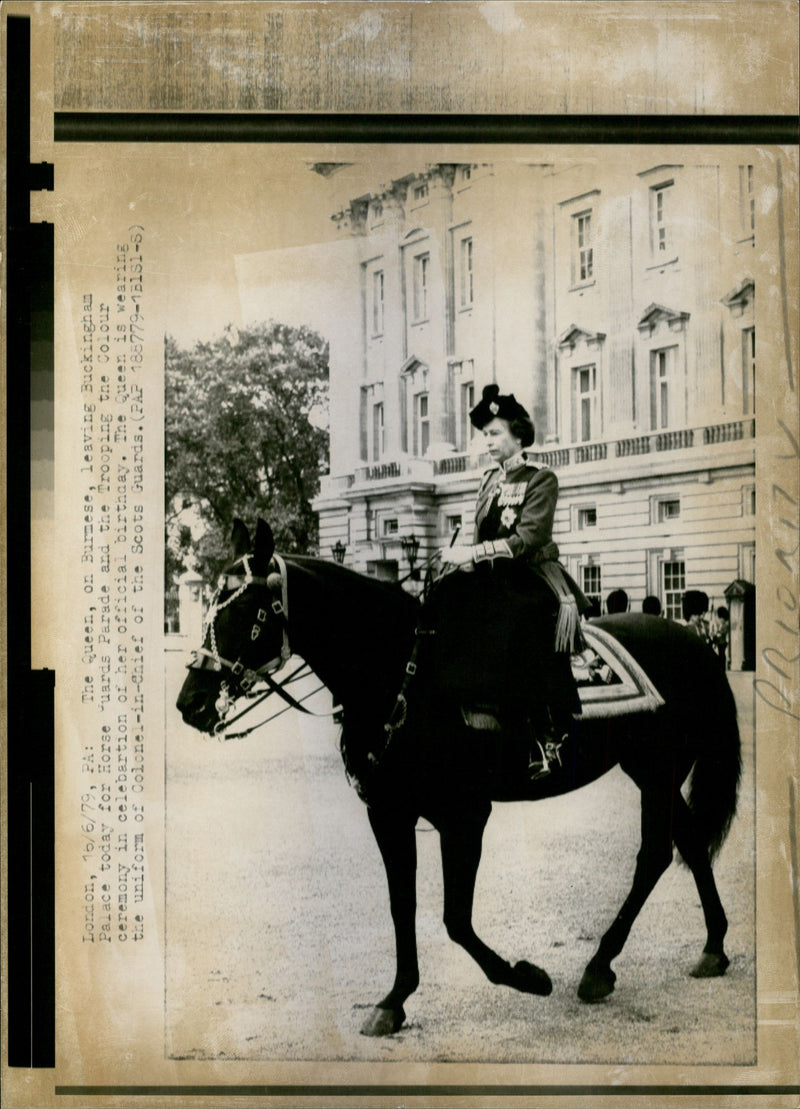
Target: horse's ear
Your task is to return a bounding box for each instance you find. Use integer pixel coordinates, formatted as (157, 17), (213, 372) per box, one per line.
(231, 519), (251, 559)
(253, 519), (275, 569)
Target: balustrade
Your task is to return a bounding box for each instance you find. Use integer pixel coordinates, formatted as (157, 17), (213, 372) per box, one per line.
(703, 418), (754, 445)
(574, 442), (608, 464)
(341, 417), (754, 486)
(616, 436), (650, 457)
(435, 455), (469, 476)
(656, 428), (694, 451)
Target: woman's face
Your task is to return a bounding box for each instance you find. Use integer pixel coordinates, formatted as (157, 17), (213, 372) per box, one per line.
(482, 417), (522, 464)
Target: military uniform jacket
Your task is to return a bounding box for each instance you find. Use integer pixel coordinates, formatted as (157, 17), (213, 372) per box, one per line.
(473, 452), (559, 564)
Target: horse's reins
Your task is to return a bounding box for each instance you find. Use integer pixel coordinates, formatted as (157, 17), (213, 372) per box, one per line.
(367, 526), (464, 767)
(188, 552), (342, 739)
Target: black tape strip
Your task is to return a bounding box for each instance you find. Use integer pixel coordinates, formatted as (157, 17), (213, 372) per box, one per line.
(6, 14), (57, 1069)
(54, 111), (800, 145)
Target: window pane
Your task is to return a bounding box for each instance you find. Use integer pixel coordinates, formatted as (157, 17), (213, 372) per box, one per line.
(372, 270), (384, 334)
(573, 210), (594, 283)
(650, 346), (678, 430)
(743, 327), (755, 414)
(581, 565), (602, 608)
(573, 363), (597, 442)
(581, 397), (591, 441)
(413, 253), (430, 319)
(651, 183), (673, 255)
(372, 403), (384, 461)
(662, 559), (685, 620)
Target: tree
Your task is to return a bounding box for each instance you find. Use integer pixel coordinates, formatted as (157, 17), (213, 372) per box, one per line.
(165, 321), (329, 583)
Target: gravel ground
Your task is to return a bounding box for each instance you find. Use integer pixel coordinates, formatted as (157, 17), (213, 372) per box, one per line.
(165, 654), (755, 1065)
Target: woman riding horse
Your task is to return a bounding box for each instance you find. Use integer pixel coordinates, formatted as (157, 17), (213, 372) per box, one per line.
(434, 383), (588, 778)
(177, 519), (741, 1034)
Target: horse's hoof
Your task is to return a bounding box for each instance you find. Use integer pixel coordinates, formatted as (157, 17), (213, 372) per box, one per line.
(690, 951), (730, 978)
(360, 1005), (405, 1036)
(578, 963), (616, 1002)
(511, 960), (553, 996)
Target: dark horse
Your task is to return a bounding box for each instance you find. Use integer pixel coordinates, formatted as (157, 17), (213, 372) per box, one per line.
(177, 519), (741, 1037)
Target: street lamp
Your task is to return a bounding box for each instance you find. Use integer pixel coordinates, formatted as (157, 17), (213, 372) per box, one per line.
(401, 532), (420, 580)
(331, 540), (347, 565)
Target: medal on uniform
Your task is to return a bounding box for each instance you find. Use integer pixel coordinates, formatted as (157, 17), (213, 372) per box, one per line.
(497, 482), (525, 506)
(500, 506), (518, 529)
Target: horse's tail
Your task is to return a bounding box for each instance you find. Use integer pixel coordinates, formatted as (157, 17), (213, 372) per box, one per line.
(686, 667), (742, 860)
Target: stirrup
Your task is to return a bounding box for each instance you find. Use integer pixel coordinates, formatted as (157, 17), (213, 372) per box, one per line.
(528, 735), (566, 781)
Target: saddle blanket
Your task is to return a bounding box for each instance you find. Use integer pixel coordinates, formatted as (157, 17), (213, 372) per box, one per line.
(462, 624), (664, 730)
(570, 624), (664, 719)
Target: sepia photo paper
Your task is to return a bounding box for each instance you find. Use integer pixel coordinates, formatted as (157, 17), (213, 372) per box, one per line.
(2, 2), (799, 1107)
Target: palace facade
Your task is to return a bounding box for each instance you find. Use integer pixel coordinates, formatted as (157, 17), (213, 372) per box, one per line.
(313, 158), (756, 623)
(237, 154), (760, 668)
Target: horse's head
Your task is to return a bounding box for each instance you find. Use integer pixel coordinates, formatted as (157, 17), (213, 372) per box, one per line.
(176, 518), (290, 734)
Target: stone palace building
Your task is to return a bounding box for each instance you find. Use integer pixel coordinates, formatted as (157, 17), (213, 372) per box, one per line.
(237, 154), (759, 667)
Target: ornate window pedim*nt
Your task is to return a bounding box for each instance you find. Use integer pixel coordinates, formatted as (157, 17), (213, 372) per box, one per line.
(721, 277), (754, 317)
(402, 227), (428, 245)
(636, 164), (684, 179)
(400, 354), (428, 377)
(557, 187), (601, 209)
(636, 303), (690, 336)
(557, 325), (606, 352)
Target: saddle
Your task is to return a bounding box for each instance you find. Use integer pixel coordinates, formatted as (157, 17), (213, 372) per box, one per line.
(461, 624), (664, 731)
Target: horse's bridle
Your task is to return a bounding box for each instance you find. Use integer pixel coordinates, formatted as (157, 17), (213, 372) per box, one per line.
(187, 552), (341, 738)
(189, 552), (291, 694)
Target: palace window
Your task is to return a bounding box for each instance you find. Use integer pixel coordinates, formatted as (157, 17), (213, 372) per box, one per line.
(572, 363), (599, 443)
(662, 559), (685, 621)
(577, 506), (597, 529)
(742, 327), (755, 414)
(649, 345), (679, 430)
(450, 359), (476, 451)
(650, 181), (674, 256)
(460, 379), (475, 450)
(582, 565), (602, 610)
(739, 164), (755, 237)
(459, 236), (474, 307)
(446, 514), (463, 536)
(412, 182), (429, 201)
(412, 252), (430, 321)
(572, 210), (594, 283)
(382, 517), (398, 537)
(370, 269), (385, 336)
(658, 498), (680, 523)
(372, 402), (385, 461)
(414, 391), (430, 456)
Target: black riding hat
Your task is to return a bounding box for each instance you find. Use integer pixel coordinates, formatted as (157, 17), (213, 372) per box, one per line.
(469, 384), (534, 445)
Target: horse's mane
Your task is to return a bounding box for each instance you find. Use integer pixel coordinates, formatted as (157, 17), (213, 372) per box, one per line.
(280, 553), (420, 690)
(285, 554), (421, 619)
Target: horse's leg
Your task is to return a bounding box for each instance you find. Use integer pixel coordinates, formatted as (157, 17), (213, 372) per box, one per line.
(361, 803), (420, 1036)
(672, 793), (730, 978)
(578, 783), (674, 1002)
(440, 804), (553, 996)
